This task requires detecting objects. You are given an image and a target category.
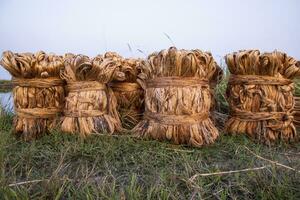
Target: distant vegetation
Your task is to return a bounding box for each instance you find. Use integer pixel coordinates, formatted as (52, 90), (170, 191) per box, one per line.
(0, 80), (12, 92)
(295, 79), (300, 96)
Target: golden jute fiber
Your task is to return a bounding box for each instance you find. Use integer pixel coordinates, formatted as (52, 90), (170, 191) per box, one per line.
(60, 54), (123, 137)
(106, 52), (144, 129)
(0, 51), (65, 141)
(225, 50), (299, 144)
(133, 47), (219, 147)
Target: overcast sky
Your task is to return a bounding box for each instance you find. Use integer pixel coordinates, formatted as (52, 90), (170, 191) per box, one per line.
(0, 0), (299, 79)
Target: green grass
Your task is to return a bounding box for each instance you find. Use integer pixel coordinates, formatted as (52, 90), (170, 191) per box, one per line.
(0, 114), (299, 199)
(295, 79), (300, 96)
(0, 80), (12, 93)
(0, 80), (11, 84)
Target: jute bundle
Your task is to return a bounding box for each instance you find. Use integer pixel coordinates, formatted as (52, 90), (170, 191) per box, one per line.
(0, 51), (65, 140)
(133, 47), (219, 147)
(225, 50), (300, 144)
(107, 53), (144, 129)
(60, 54), (124, 137)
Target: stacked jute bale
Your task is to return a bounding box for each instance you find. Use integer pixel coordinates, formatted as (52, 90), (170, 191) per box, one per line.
(133, 47), (219, 147)
(106, 52), (144, 129)
(225, 50), (300, 144)
(0, 51), (65, 141)
(60, 54), (124, 137)
(293, 61), (300, 127)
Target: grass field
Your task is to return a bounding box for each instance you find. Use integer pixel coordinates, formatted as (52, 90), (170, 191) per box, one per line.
(0, 112), (299, 199)
(0, 76), (299, 199)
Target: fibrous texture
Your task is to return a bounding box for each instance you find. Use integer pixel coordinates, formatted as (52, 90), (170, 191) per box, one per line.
(225, 50), (300, 144)
(107, 52), (144, 129)
(60, 54), (123, 137)
(0, 51), (65, 140)
(133, 47), (219, 147)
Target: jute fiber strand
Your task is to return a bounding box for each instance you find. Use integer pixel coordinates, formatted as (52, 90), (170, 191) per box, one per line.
(293, 61), (300, 127)
(133, 47), (219, 147)
(0, 51), (65, 141)
(107, 53), (144, 129)
(60, 54), (124, 137)
(225, 50), (300, 144)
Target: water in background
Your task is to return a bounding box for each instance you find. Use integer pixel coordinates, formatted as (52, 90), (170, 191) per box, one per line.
(0, 92), (13, 112)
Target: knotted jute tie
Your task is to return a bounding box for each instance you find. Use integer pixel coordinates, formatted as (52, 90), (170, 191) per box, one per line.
(64, 81), (108, 117)
(13, 77), (64, 119)
(229, 75), (293, 85)
(144, 76), (210, 124)
(12, 77), (64, 88)
(229, 75), (294, 122)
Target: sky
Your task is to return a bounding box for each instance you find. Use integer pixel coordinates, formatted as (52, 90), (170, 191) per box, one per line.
(0, 0), (299, 79)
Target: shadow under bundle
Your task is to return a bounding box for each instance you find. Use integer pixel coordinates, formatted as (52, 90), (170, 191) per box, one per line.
(106, 52), (144, 129)
(225, 50), (300, 144)
(133, 47), (219, 147)
(0, 51), (65, 140)
(60, 54), (123, 137)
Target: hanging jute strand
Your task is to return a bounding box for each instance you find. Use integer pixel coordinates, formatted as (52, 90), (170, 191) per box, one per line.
(0, 51), (65, 141)
(225, 50), (299, 144)
(133, 47), (219, 147)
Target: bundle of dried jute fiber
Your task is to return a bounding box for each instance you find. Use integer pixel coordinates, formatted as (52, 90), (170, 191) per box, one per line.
(0, 51), (65, 141)
(107, 54), (144, 129)
(133, 47), (219, 147)
(60, 54), (124, 137)
(225, 50), (299, 144)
